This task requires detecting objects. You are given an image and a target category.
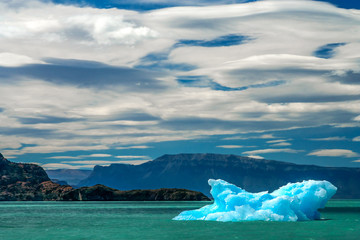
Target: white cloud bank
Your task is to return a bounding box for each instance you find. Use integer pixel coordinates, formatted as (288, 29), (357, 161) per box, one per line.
(0, 4), (157, 45)
(0, 0), (360, 164)
(308, 149), (359, 157)
(216, 145), (244, 149)
(243, 148), (301, 155)
(246, 155), (264, 159)
(0, 53), (45, 67)
(270, 142), (291, 147)
(0, 1), (161, 65)
(309, 137), (348, 141)
(42, 159), (150, 170)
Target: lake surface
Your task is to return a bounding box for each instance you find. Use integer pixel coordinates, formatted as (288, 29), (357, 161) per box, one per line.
(0, 200), (359, 240)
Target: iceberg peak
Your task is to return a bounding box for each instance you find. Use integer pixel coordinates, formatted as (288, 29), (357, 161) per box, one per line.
(174, 179), (337, 222)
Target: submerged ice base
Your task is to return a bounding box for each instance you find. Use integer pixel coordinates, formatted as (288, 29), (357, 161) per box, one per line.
(173, 179), (337, 222)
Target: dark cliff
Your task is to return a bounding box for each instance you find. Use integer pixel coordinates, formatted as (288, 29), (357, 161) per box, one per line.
(0, 153), (62, 200)
(79, 153), (360, 199)
(0, 153), (50, 185)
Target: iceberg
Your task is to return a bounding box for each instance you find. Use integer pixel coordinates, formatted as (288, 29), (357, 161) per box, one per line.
(173, 179), (337, 222)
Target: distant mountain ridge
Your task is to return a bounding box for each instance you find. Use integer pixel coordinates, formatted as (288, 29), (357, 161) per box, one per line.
(0, 153), (209, 201)
(79, 153), (360, 199)
(46, 169), (92, 186)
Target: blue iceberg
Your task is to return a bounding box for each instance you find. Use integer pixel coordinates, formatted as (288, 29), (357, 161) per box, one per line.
(173, 179), (337, 222)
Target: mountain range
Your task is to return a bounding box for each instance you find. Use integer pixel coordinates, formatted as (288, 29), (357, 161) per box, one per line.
(0, 153), (208, 201)
(46, 169), (92, 186)
(79, 153), (360, 199)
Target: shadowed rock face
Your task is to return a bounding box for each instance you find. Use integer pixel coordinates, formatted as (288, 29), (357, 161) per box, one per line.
(0, 153), (54, 200)
(0, 153), (50, 185)
(79, 153), (360, 199)
(0, 153), (209, 201)
(0, 153), (73, 200)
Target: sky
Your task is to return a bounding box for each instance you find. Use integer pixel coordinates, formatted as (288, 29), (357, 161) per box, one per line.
(1, 0), (360, 169)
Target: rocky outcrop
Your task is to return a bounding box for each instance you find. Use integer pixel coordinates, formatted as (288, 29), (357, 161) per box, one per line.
(0, 153), (209, 201)
(0, 153), (53, 200)
(0, 153), (49, 185)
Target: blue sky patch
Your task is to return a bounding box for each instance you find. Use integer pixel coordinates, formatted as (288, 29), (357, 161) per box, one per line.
(17, 116), (83, 125)
(49, 0), (175, 11)
(177, 34), (251, 48)
(47, 1), (360, 11)
(314, 0), (360, 9)
(135, 51), (196, 72)
(47, 0), (259, 11)
(177, 76), (246, 91)
(313, 43), (346, 59)
(177, 76), (285, 91)
(136, 35), (251, 72)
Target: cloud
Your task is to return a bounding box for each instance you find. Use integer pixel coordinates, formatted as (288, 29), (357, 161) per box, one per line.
(222, 136), (248, 140)
(270, 142), (291, 147)
(3, 144), (109, 155)
(66, 14), (158, 45)
(46, 154), (111, 159)
(46, 153), (150, 161)
(1, 0), (360, 168)
(82, 154), (112, 158)
(0, 4), (157, 46)
(159, 117), (319, 133)
(61, 160), (150, 165)
(45, 0), (259, 11)
(0, 1), (169, 66)
(266, 139), (288, 143)
(176, 34), (251, 48)
(43, 158), (152, 169)
(308, 149), (359, 157)
(222, 134), (278, 141)
(47, 156), (82, 159)
(41, 163), (80, 170)
(242, 148), (301, 155)
(0, 59), (166, 90)
(116, 145), (152, 149)
(115, 155), (150, 159)
(246, 155), (264, 159)
(0, 53), (45, 67)
(309, 136), (348, 141)
(177, 75), (286, 92)
(353, 136), (360, 142)
(216, 145), (244, 149)
(259, 134), (276, 139)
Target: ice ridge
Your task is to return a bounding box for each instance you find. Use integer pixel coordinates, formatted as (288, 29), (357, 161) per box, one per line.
(173, 179), (337, 222)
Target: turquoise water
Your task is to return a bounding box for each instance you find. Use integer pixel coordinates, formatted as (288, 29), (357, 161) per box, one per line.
(0, 200), (359, 240)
